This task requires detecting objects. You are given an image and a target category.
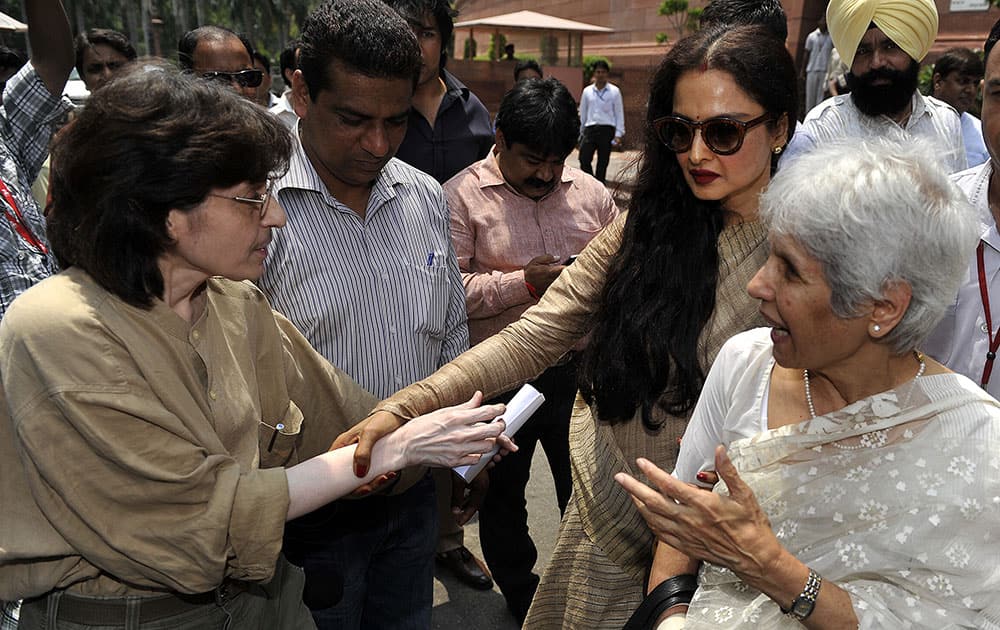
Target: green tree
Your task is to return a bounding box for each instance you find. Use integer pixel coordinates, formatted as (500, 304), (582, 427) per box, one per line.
(487, 32), (506, 61)
(463, 36), (477, 60)
(0, 0), (319, 61)
(658, 0), (688, 40)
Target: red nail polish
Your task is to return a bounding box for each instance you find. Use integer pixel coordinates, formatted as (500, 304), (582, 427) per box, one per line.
(696, 472), (708, 481)
(356, 464), (368, 477)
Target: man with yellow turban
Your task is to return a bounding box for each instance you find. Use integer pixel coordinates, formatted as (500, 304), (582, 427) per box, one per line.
(782, 0), (966, 173)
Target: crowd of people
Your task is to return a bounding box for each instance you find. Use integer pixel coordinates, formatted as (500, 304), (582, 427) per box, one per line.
(0, 0), (998, 628)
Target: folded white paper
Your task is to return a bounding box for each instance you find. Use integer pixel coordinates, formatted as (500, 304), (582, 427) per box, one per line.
(452, 384), (545, 482)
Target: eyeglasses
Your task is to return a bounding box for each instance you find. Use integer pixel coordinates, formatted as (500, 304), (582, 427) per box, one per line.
(207, 183), (274, 218)
(200, 69), (263, 88)
(652, 112), (776, 155)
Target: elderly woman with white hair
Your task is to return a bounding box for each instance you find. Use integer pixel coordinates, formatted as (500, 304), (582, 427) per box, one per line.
(616, 138), (1000, 629)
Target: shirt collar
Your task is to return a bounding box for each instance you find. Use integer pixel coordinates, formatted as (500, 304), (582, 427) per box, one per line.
(274, 130), (403, 216)
(909, 91), (929, 122)
(442, 68), (470, 103)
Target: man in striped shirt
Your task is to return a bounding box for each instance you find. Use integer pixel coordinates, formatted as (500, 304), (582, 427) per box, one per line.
(256, 1), (470, 627)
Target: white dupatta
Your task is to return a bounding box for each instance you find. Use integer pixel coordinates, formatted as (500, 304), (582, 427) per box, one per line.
(684, 372), (1000, 629)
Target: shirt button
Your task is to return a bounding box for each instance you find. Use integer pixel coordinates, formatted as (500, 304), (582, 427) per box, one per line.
(192, 330), (200, 340)
(389, 325), (396, 334)
(209, 390), (217, 400)
(983, 322), (990, 334)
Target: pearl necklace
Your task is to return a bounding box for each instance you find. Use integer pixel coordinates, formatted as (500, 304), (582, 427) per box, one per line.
(803, 351), (926, 419)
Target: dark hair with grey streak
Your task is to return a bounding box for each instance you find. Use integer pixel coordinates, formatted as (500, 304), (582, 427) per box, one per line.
(48, 62), (292, 307)
(579, 25), (797, 427)
(298, 0), (421, 101)
(495, 78), (579, 158)
(381, 0), (456, 69)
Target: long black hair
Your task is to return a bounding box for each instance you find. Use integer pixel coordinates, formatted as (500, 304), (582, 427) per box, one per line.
(578, 25), (797, 429)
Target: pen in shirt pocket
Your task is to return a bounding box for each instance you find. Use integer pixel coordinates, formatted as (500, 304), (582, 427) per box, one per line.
(267, 423), (285, 452)
(426, 251), (443, 266)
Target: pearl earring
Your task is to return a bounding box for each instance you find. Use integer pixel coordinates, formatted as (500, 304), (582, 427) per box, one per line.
(872, 324), (882, 333)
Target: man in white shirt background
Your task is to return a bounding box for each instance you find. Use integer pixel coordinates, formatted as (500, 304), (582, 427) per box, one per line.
(268, 39), (299, 130)
(924, 18), (1000, 398)
(578, 59), (624, 184)
(802, 16), (833, 114)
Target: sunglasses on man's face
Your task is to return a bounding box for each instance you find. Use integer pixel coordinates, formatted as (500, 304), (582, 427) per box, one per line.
(652, 112), (775, 156)
(200, 69), (263, 88)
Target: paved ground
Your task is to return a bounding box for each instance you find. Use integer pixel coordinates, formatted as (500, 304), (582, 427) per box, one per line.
(431, 449), (559, 629)
(430, 152), (642, 628)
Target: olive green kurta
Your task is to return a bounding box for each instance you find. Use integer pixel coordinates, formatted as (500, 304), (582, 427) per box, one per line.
(376, 213), (768, 628)
(0, 269), (380, 600)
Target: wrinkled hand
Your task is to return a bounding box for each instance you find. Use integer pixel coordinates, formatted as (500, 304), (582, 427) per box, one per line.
(451, 469), (489, 526)
(332, 410), (406, 478)
(523, 255), (565, 296)
(385, 392), (506, 470)
(614, 446), (783, 585)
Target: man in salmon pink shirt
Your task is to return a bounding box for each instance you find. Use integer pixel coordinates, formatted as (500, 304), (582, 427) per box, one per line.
(444, 77), (618, 624)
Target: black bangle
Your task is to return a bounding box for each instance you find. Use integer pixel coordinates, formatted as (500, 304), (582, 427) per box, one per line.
(660, 591), (694, 609)
(656, 574), (697, 600)
(622, 574), (697, 630)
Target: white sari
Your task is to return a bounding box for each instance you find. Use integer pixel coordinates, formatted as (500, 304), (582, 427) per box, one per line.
(678, 329), (1000, 629)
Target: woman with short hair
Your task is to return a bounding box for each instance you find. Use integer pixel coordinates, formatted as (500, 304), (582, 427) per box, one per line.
(0, 63), (506, 629)
(618, 138), (999, 628)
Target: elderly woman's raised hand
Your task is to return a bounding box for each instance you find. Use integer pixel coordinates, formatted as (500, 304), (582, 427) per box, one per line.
(615, 446), (783, 588)
(383, 392), (508, 469)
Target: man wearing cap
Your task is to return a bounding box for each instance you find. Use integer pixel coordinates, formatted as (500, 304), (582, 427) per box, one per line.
(782, 0), (966, 173)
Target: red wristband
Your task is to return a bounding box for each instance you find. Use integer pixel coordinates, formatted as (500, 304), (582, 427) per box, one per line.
(525, 281), (541, 300)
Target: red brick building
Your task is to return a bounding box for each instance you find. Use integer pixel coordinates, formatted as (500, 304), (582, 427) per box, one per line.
(448, 0), (997, 148)
(455, 0), (996, 63)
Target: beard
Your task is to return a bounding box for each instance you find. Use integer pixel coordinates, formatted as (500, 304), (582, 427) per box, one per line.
(846, 60), (920, 118)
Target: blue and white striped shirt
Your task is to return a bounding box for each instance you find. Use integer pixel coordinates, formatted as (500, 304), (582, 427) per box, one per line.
(258, 136), (469, 398)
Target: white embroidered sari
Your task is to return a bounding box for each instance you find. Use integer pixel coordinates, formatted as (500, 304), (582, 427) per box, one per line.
(678, 330), (1000, 629)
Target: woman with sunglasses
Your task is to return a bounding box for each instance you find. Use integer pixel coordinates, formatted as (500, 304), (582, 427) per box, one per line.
(0, 63), (507, 629)
(339, 24), (796, 628)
